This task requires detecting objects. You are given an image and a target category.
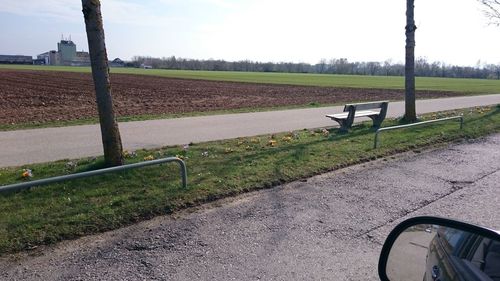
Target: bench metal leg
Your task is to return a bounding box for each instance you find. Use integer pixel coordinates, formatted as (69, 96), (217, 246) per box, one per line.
(341, 106), (356, 132)
(336, 119), (351, 133)
(369, 115), (383, 128)
(331, 117), (354, 133)
(330, 106), (355, 133)
(369, 102), (388, 128)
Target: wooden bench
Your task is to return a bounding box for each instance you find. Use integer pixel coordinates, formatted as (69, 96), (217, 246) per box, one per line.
(326, 101), (389, 132)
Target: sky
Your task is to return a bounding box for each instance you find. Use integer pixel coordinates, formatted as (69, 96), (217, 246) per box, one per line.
(0, 0), (499, 66)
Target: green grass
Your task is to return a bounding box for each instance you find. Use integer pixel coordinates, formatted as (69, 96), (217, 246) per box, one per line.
(0, 105), (498, 254)
(3, 64), (500, 93)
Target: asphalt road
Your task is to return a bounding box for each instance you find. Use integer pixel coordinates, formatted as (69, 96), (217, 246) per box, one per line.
(1, 134), (498, 281)
(385, 231), (435, 281)
(1, 94), (500, 167)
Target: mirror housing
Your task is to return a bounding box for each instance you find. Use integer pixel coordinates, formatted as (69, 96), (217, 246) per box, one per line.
(378, 216), (500, 281)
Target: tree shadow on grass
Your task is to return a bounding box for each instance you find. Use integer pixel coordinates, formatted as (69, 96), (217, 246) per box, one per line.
(186, 124), (379, 191)
(213, 124), (375, 167)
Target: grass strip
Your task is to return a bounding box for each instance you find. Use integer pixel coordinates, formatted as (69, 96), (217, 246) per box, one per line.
(0, 105), (498, 254)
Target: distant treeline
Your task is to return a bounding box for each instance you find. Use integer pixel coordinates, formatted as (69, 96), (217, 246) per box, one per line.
(129, 56), (500, 79)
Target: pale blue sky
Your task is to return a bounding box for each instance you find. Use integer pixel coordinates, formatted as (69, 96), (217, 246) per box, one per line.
(1, 0), (499, 66)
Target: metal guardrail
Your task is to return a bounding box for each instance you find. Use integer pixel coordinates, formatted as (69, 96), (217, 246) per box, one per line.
(374, 116), (464, 149)
(0, 157), (187, 194)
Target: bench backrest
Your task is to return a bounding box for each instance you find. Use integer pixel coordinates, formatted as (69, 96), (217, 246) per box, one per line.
(343, 101), (388, 112)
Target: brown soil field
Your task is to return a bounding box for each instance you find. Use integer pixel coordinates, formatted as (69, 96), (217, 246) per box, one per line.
(0, 70), (464, 125)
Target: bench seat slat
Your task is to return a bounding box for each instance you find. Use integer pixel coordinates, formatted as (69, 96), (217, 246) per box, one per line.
(326, 110), (380, 120)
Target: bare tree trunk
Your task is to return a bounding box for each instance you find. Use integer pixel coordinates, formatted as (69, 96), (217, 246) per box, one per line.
(405, 0), (417, 122)
(82, 0), (124, 166)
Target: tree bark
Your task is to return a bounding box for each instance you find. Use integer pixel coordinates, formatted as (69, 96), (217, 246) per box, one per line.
(82, 0), (124, 166)
(405, 0), (417, 122)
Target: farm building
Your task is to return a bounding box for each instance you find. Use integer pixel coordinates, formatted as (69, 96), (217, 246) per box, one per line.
(38, 38), (90, 66)
(110, 58), (125, 67)
(0, 55), (33, 64)
(37, 50), (59, 65)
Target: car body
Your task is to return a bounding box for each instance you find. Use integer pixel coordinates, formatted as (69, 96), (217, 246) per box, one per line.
(424, 226), (498, 281)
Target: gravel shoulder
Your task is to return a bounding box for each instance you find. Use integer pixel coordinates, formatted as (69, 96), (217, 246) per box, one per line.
(1, 134), (499, 281)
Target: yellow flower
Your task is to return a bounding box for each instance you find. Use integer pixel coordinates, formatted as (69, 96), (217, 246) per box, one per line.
(143, 155), (155, 161)
(250, 138), (260, 143)
(282, 136), (292, 142)
(268, 140), (277, 147)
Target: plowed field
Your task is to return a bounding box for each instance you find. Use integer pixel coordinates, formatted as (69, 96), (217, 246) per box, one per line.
(0, 70), (463, 125)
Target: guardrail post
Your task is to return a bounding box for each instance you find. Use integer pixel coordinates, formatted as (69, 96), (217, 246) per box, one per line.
(374, 130), (381, 149)
(175, 158), (188, 189)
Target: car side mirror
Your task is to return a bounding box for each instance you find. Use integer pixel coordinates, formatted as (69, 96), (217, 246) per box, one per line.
(378, 216), (500, 281)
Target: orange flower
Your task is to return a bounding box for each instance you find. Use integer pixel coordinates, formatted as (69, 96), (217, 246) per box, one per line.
(22, 169), (33, 178)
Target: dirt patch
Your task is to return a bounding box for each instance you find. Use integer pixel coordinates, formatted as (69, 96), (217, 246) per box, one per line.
(0, 70), (463, 125)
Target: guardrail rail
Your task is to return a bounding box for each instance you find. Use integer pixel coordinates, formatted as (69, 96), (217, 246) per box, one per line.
(0, 157), (187, 193)
(374, 116), (464, 149)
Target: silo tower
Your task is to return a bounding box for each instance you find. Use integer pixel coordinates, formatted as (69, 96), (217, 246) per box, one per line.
(58, 35), (77, 64)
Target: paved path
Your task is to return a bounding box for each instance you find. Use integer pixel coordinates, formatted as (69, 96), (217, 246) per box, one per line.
(1, 134), (499, 280)
(1, 94), (499, 167)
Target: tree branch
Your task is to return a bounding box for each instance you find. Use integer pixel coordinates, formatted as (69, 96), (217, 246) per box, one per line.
(479, 0), (500, 25)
